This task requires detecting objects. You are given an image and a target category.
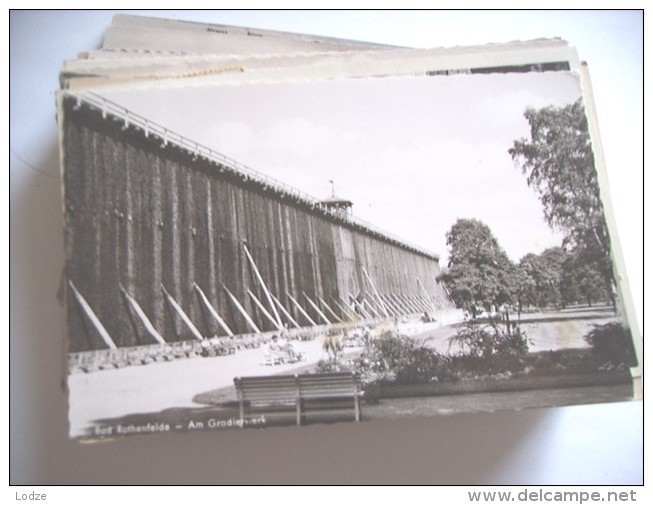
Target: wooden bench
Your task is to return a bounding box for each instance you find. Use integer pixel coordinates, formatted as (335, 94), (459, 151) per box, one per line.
(233, 372), (362, 426)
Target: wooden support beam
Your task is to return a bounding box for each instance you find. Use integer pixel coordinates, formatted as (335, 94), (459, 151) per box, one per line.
(286, 292), (317, 326)
(381, 294), (405, 316)
(402, 295), (422, 314)
(303, 292), (331, 325)
(441, 286), (458, 310)
(362, 298), (382, 319)
(401, 294), (423, 314)
(345, 293), (373, 320)
(120, 286), (144, 345)
(410, 294), (431, 313)
(430, 296), (445, 311)
(420, 295), (438, 312)
(368, 292), (389, 317)
(248, 289), (283, 331)
(421, 295), (438, 312)
(413, 296), (429, 313)
(429, 294), (444, 311)
(390, 293), (413, 314)
(161, 285), (205, 341)
(223, 285), (261, 334)
(68, 281), (118, 350)
(381, 294), (402, 317)
(406, 294), (425, 313)
(332, 296), (360, 322)
(119, 285), (166, 345)
(416, 278), (439, 312)
(362, 268), (391, 318)
(193, 283), (234, 337)
(270, 293), (301, 329)
(243, 243), (283, 328)
(318, 296), (344, 323)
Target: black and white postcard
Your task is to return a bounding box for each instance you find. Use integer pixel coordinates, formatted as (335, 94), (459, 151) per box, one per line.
(58, 17), (641, 441)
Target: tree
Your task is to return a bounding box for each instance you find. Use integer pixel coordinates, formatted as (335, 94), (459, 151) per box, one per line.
(513, 264), (536, 316)
(517, 247), (568, 310)
(560, 247), (610, 307)
(520, 247), (568, 308)
(439, 219), (517, 318)
(509, 99), (615, 303)
(538, 247), (567, 305)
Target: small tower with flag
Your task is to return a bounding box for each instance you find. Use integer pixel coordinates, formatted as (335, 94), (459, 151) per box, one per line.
(321, 180), (353, 219)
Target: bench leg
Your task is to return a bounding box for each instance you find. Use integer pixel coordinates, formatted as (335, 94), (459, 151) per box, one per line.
(354, 396), (360, 422)
(296, 400), (302, 426)
(239, 401), (245, 428)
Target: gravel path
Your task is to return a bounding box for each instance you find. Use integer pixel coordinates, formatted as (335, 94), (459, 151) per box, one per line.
(68, 338), (327, 437)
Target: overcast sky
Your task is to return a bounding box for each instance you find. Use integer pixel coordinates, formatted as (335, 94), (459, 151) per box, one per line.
(100, 69), (583, 265)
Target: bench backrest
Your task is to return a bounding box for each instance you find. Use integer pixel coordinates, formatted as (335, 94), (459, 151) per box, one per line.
(234, 375), (298, 403)
(234, 372), (360, 401)
(297, 373), (360, 399)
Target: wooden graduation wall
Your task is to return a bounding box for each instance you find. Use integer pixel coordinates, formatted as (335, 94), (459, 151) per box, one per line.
(61, 94), (449, 352)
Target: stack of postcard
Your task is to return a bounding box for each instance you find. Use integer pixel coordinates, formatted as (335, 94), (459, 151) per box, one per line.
(58, 14), (641, 441)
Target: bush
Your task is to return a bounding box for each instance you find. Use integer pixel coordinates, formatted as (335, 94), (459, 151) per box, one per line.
(333, 320), (634, 387)
(354, 335), (453, 385)
(448, 320), (529, 359)
(446, 320), (530, 377)
(315, 359), (354, 374)
(519, 349), (598, 376)
(584, 322), (637, 369)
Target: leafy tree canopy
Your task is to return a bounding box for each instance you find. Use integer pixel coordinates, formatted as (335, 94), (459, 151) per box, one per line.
(561, 247), (610, 307)
(518, 247), (568, 309)
(509, 99), (614, 297)
(440, 218), (517, 316)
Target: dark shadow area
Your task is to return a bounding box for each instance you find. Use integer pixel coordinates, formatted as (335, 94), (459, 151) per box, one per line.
(461, 306), (619, 328)
(10, 143), (69, 484)
(517, 313), (618, 325)
(80, 382), (633, 450)
(85, 399), (360, 441)
(53, 403), (553, 484)
(555, 305), (615, 314)
(10, 10), (108, 484)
